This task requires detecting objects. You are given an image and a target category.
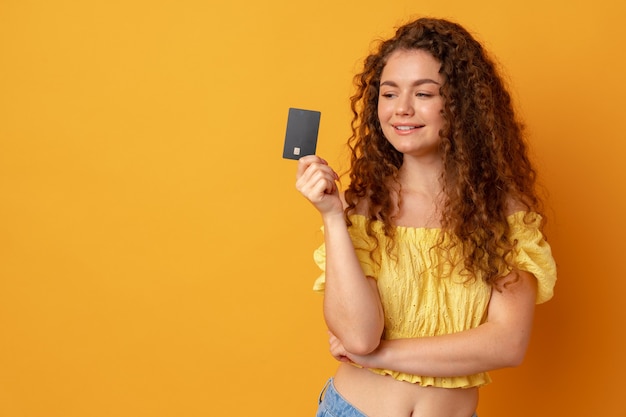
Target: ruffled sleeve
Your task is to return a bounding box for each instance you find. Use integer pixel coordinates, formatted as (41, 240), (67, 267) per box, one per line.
(313, 217), (381, 293)
(507, 212), (557, 304)
(312, 241), (327, 293)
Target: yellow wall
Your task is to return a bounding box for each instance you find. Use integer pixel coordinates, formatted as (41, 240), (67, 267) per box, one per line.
(1, 0), (625, 416)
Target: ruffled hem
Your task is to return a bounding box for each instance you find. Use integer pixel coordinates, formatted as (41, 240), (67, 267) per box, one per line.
(366, 367), (492, 388)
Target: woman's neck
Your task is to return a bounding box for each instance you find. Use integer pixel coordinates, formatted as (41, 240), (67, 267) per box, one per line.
(389, 158), (445, 228)
(397, 156), (444, 198)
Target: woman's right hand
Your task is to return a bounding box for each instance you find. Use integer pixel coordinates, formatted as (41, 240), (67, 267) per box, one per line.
(295, 155), (342, 216)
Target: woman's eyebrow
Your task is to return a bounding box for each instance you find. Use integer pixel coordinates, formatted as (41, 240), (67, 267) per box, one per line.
(380, 79), (441, 87)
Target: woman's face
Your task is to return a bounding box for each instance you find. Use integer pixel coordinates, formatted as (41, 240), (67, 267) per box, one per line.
(377, 49), (445, 160)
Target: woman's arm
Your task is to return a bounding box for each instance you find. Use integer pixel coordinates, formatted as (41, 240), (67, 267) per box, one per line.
(296, 156), (384, 355)
(331, 270), (537, 376)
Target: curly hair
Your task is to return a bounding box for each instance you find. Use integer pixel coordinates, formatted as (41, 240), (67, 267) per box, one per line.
(344, 17), (544, 286)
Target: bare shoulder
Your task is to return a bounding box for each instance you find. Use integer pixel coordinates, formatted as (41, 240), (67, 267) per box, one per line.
(504, 196), (532, 216)
(497, 269), (538, 293)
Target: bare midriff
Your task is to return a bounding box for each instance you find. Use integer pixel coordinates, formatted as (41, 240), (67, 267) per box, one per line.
(333, 363), (478, 417)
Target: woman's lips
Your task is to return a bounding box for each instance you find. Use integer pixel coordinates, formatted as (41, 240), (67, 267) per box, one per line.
(394, 124), (424, 132)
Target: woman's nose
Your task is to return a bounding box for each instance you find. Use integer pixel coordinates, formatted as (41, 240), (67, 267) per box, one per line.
(395, 95), (414, 116)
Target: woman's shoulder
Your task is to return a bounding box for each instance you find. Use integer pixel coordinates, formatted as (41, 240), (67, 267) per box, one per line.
(504, 197), (530, 217)
(503, 195), (546, 224)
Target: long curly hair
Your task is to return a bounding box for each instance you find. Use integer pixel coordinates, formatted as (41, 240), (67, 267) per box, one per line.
(344, 17), (544, 285)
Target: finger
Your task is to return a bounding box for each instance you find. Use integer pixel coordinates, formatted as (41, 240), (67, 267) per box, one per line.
(301, 181), (336, 206)
(296, 165), (338, 196)
(303, 163), (338, 188)
(296, 155), (327, 179)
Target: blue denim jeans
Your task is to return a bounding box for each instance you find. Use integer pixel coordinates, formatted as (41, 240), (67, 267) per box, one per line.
(316, 378), (367, 417)
(316, 378), (478, 417)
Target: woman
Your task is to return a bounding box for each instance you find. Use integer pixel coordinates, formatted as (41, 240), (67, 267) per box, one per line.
(296, 17), (557, 417)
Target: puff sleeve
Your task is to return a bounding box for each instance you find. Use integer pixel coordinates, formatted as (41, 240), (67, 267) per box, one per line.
(312, 218), (381, 293)
(507, 212), (557, 304)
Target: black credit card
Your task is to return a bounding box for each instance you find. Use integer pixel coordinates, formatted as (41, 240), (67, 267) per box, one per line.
(282, 108), (321, 160)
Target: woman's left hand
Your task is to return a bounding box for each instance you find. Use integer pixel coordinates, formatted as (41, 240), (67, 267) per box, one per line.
(328, 331), (381, 367)
(328, 331), (352, 363)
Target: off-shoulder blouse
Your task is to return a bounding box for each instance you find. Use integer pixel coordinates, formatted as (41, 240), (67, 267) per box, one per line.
(313, 211), (557, 388)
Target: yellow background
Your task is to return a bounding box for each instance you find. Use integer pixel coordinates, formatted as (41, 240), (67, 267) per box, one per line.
(1, 0), (625, 416)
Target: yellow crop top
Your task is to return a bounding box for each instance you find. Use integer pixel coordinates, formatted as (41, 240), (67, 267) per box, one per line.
(313, 211), (557, 388)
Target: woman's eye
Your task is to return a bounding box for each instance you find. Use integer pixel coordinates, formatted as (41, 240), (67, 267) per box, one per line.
(381, 93), (396, 98)
(416, 92), (432, 98)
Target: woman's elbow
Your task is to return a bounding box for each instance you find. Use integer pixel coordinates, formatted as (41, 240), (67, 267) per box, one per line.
(340, 324), (383, 355)
(503, 350), (526, 368)
(343, 336), (381, 356)
(499, 339), (530, 368)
